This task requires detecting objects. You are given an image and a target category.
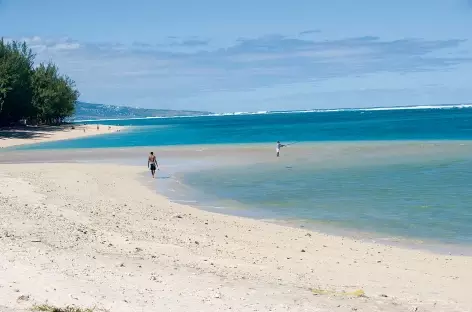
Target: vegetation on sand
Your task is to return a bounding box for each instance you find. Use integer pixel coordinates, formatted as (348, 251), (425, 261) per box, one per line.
(31, 304), (100, 312)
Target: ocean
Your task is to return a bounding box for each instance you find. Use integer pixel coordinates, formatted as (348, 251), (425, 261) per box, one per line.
(12, 106), (472, 250)
(15, 104), (472, 149)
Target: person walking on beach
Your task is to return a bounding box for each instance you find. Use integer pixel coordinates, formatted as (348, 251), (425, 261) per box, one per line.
(148, 152), (158, 178)
(276, 141), (285, 157)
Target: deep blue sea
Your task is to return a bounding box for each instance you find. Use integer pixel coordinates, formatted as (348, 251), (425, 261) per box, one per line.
(13, 106), (472, 249)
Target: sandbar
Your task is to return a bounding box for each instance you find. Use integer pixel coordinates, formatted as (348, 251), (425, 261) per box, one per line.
(0, 156), (471, 311)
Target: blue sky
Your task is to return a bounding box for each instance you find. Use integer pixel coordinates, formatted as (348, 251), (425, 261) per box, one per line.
(1, 0), (472, 112)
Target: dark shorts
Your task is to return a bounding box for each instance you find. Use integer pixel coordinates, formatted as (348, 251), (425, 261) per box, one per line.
(150, 164), (156, 171)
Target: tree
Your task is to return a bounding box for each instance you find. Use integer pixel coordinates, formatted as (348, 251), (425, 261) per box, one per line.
(31, 62), (79, 124)
(0, 39), (35, 125)
(0, 78), (12, 115)
(0, 38), (79, 126)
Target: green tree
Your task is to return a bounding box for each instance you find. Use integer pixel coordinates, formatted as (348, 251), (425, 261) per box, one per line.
(0, 39), (35, 125)
(0, 38), (79, 126)
(31, 62), (79, 124)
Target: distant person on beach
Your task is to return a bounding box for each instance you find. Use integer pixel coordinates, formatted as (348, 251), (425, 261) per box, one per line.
(148, 152), (158, 178)
(276, 141), (285, 157)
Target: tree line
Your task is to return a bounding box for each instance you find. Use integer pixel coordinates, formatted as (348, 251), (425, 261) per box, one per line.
(0, 38), (79, 126)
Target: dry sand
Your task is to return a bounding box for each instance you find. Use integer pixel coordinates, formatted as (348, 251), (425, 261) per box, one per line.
(0, 124), (125, 148)
(0, 163), (471, 312)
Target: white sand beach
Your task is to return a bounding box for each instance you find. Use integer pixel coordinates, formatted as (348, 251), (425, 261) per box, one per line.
(0, 160), (471, 312)
(0, 124), (124, 149)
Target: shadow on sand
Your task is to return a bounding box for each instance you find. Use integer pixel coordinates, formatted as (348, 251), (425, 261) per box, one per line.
(0, 125), (76, 141)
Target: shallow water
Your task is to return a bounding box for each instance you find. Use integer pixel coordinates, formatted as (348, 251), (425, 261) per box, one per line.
(152, 142), (472, 248)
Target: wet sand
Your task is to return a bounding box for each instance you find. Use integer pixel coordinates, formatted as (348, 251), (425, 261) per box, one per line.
(1, 140), (471, 163)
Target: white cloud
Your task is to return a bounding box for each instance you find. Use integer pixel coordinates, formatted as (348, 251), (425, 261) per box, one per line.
(51, 42), (81, 51)
(21, 36), (42, 44)
(6, 34), (472, 111)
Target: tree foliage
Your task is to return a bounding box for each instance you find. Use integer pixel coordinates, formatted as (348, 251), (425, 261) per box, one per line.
(0, 38), (79, 126)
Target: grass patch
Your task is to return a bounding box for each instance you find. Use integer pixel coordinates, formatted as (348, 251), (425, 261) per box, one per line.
(32, 304), (95, 312)
(311, 288), (366, 298)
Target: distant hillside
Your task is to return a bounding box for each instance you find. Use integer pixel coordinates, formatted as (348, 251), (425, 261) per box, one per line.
(73, 101), (211, 120)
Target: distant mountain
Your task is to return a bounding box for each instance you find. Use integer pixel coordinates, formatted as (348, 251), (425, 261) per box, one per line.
(73, 101), (211, 120)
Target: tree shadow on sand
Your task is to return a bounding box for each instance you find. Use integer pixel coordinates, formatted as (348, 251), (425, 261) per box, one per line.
(0, 125), (77, 141)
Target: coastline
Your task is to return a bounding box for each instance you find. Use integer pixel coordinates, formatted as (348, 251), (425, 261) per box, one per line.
(0, 159), (471, 311)
(154, 171), (472, 257)
(2, 142), (472, 253)
(266, 218), (472, 257)
(0, 124), (126, 149)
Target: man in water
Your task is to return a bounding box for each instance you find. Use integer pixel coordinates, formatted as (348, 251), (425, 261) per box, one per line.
(276, 141), (285, 157)
(148, 152), (158, 178)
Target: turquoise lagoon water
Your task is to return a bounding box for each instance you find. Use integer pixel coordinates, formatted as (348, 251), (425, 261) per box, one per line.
(178, 144), (472, 246)
(11, 106), (472, 247)
(13, 105), (472, 150)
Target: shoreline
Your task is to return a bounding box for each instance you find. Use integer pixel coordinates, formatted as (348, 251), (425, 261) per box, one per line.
(153, 172), (472, 257)
(267, 218), (472, 257)
(0, 162), (470, 311)
(2, 143), (472, 255)
(0, 124), (126, 149)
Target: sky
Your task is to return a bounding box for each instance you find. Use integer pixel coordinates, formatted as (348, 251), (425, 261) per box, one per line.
(1, 0), (472, 113)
